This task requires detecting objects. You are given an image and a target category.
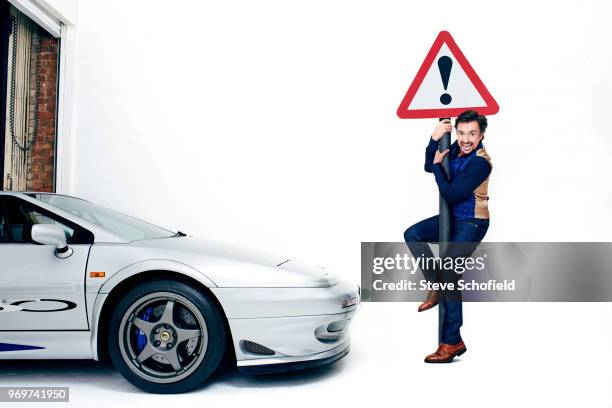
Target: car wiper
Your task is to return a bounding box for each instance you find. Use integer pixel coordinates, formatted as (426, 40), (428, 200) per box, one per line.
(172, 231), (187, 237)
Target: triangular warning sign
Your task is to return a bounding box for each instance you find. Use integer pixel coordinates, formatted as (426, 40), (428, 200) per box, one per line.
(397, 31), (499, 119)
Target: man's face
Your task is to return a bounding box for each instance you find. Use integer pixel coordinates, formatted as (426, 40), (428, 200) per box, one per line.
(456, 121), (484, 155)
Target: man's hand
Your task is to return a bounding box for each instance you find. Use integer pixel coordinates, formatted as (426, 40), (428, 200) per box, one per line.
(433, 149), (449, 164)
(432, 119), (452, 141)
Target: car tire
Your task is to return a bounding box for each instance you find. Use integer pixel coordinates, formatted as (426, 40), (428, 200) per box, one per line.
(107, 279), (226, 393)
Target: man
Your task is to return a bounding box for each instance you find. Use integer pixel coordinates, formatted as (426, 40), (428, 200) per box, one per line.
(403, 109), (492, 363)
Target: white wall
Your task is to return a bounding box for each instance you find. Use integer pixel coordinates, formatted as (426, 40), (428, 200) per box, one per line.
(38, 0), (78, 25)
(68, 0), (612, 280)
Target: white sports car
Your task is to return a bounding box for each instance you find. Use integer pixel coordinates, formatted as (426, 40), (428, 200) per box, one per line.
(0, 192), (359, 393)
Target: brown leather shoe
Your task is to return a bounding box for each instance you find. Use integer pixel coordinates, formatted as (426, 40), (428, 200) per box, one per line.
(417, 289), (439, 312)
(424, 340), (467, 363)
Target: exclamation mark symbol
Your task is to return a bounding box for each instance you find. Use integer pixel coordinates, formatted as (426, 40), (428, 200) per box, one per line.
(438, 56), (453, 105)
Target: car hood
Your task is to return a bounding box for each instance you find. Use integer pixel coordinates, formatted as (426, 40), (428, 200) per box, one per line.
(123, 236), (337, 288)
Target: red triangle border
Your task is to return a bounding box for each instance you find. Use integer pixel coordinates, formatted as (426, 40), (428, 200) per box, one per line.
(397, 31), (499, 119)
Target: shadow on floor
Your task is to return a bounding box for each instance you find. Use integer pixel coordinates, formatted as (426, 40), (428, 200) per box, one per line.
(0, 356), (347, 394)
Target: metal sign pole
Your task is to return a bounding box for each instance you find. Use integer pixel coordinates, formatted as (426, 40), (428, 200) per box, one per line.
(437, 118), (451, 343)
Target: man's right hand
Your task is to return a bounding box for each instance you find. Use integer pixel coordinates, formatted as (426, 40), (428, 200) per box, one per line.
(432, 119), (453, 141)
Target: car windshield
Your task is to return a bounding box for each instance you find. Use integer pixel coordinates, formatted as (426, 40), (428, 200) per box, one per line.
(32, 194), (176, 241)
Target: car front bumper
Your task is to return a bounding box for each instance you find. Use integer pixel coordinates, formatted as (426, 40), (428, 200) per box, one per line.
(238, 342), (350, 374)
(211, 280), (359, 372)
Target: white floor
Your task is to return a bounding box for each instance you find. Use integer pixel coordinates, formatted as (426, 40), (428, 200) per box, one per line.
(1, 302), (611, 407)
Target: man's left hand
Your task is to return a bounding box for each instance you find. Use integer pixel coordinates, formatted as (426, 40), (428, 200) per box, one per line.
(433, 149), (449, 164)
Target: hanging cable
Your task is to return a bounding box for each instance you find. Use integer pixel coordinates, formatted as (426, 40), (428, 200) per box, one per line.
(8, 15), (41, 152)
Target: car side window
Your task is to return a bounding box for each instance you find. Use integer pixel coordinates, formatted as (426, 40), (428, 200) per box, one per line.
(0, 199), (9, 243)
(2, 197), (92, 244)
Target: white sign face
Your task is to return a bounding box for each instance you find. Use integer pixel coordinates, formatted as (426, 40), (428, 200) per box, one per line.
(397, 31), (499, 119)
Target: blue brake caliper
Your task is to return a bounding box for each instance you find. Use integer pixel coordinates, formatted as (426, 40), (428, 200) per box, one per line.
(136, 307), (154, 353)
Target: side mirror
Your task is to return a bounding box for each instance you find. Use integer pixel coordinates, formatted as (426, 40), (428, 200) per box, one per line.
(31, 224), (73, 259)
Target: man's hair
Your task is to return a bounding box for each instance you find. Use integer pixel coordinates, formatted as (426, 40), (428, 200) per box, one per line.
(455, 110), (488, 133)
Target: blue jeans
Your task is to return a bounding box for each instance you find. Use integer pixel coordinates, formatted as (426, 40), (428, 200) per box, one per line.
(403, 215), (489, 345)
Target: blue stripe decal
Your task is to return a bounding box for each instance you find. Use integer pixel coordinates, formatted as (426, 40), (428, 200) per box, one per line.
(0, 343), (45, 352)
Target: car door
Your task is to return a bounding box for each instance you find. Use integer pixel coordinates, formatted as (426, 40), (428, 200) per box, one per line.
(0, 195), (92, 330)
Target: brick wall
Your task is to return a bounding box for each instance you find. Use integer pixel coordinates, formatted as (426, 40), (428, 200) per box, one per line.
(27, 29), (57, 192)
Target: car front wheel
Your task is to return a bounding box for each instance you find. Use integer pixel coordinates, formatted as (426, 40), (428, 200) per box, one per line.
(107, 279), (226, 393)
